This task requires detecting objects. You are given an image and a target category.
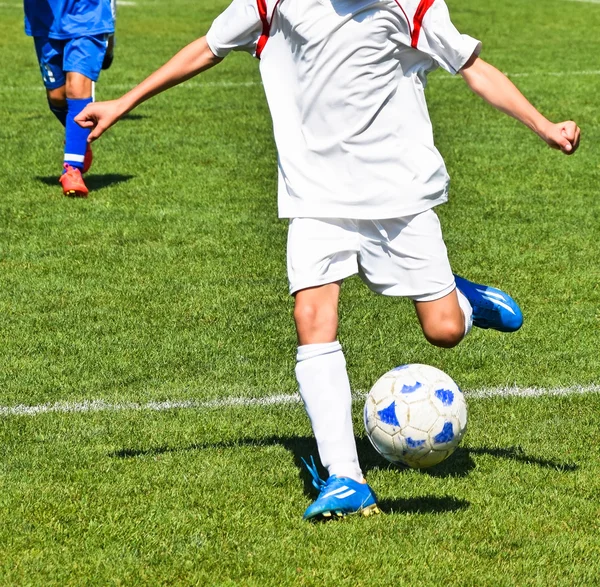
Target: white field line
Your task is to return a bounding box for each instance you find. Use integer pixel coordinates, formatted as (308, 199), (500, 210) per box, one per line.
(1, 384), (599, 417)
(1, 70), (600, 94)
(0, 394), (302, 417)
(0, 81), (262, 93)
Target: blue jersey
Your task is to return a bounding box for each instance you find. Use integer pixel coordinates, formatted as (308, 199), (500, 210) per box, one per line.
(25, 0), (114, 39)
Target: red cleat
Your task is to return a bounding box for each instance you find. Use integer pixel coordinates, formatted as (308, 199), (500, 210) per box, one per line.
(83, 143), (93, 173)
(59, 163), (89, 198)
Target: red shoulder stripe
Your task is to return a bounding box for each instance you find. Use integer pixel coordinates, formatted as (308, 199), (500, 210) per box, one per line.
(256, 0), (283, 59)
(256, 0), (271, 58)
(411, 0), (436, 48)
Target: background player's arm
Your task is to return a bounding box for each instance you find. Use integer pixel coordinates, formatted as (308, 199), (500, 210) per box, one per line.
(460, 55), (580, 155)
(76, 37), (222, 141)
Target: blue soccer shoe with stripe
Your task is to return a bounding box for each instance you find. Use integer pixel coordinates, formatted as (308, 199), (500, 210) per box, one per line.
(302, 456), (380, 521)
(454, 274), (523, 333)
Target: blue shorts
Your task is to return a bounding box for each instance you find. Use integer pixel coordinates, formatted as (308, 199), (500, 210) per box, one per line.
(33, 34), (109, 90)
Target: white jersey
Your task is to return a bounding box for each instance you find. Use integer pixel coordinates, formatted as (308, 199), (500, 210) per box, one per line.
(207, 0), (480, 219)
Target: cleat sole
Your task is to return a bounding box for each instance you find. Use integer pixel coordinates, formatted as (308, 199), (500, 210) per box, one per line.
(314, 504), (381, 521)
(361, 504), (381, 517)
(64, 190), (88, 198)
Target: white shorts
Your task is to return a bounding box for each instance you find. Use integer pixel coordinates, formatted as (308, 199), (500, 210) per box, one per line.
(287, 209), (455, 301)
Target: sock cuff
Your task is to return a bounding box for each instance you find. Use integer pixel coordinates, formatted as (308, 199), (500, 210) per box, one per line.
(66, 96), (93, 115)
(296, 341), (342, 362)
(456, 287), (473, 336)
(67, 97), (93, 105)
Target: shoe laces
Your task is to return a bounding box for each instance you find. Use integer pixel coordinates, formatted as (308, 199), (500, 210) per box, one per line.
(301, 455), (327, 492)
(62, 163), (79, 177)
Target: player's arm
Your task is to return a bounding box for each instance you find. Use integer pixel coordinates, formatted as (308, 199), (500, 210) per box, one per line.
(76, 36), (222, 141)
(459, 55), (580, 155)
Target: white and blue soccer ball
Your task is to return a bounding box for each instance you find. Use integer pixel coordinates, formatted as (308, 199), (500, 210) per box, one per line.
(364, 364), (467, 469)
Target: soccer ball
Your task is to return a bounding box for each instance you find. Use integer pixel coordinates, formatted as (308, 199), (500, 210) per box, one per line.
(364, 364), (467, 468)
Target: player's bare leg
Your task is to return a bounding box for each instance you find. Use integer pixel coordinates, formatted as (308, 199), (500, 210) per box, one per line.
(66, 71), (93, 99)
(294, 282), (340, 345)
(294, 282), (379, 520)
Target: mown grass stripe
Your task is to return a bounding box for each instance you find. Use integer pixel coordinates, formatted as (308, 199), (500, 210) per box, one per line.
(2, 384), (599, 417)
(1, 70), (600, 94)
(0, 81), (262, 93)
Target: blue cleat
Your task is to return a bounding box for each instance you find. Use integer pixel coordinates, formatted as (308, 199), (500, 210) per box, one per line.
(454, 274), (523, 333)
(301, 456), (380, 521)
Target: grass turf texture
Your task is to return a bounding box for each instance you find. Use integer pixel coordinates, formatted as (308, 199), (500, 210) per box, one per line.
(0, 0), (599, 584)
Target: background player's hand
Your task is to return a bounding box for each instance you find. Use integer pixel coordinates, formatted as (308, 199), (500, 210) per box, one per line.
(540, 121), (580, 155)
(75, 99), (126, 142)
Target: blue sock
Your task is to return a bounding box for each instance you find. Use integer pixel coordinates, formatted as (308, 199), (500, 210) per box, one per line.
(64, 97), (93, 171)
(48, 98), (67, 127)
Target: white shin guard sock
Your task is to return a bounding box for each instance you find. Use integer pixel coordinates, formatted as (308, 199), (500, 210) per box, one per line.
(295, 341), (364, 483)
(456, 287), (474, 337)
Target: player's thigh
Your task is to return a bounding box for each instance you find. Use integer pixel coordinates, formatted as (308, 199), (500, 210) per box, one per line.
(63, 34), (109, 85)
(33, 36), (66, 90)
(357, 209), (455, 301)
(286, 217), (360, 296)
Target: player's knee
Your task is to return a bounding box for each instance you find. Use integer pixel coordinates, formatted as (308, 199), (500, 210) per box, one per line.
(293, 301), (337, 337)
(422, 318), (464, 348)
(65, 73), (93, 100)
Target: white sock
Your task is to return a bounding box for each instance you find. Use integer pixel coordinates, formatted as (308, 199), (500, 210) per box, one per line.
(295, 341), (364, 483)
(456, 287), (473, 337)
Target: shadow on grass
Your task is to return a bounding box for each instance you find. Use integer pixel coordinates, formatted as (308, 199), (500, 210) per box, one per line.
(109, 434), (475, 491)
(378, 496), (469, 515)
(121, 113), (146, 121)
(109, 436), (472, 515)
(107, 433), (579, 519)
(468, 446), (578, 472)
(393, 445), (577, 477)
(36, 173), (134, 191)
(110, 436), (474, 479)
(109, 435), (577, 491)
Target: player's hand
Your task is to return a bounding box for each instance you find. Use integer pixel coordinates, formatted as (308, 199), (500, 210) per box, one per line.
(75, 100), (126, 142)
(541, 121), (580, 155)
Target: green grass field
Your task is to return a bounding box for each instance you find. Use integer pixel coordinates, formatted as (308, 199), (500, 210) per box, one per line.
(1, 0), (600, 584)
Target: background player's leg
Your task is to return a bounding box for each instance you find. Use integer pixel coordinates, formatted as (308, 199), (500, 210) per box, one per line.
(47, 86), (67, 126)
(294, 283), (364, 483)
(102, 1), (117, 70)
(414, 288), (472, 348)
(33, 37), (68, 126)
